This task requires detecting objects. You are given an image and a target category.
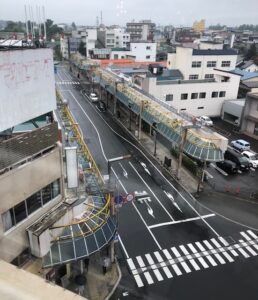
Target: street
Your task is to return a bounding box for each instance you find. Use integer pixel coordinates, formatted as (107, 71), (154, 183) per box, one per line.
(56, 64), (258, 300)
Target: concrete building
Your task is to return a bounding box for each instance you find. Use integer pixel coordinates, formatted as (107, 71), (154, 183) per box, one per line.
(167, 46), (238, 80)
(126, 20), (155, 41)
(221, 99), (245, 124)
(0, 48), (63, 263)
(111, 41), (156, 62)
(71, 27), (97, 57)
(230, 69), (258, 98)
(236, 60), (258, 72)
(241, 93), (258, 138)
(136, 68), (240, 117)
(97, 27), (130, 49)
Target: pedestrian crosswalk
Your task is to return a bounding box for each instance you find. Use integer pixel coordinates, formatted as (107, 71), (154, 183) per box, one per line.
(127, 230), (258, 288)
(56, 81), (80, 85)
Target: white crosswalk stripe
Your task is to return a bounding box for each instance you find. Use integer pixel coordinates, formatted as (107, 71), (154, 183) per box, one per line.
(56, 81), (80, 85)
(127, 230), (258, 287)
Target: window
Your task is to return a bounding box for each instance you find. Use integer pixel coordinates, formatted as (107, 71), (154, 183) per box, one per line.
(198, 107), (204, 109)
(180, 108), (186, 111)
(165, 94), (173, 101)
(146, 55), (150, 59)
(205, 74), (214, 79)
(14, 201), (27, 224)
(181, 93), (188, 100)
(207, 61), (216, 67)
(212, 91), (218, 98)
(199, 92), (206, 99)
(221, 61), (231, 67)
(42, 184), (52, 205)
(192, 61), (201, 68)
(146, 46), (151, 50)
(191, 93), (198, 99)
(2, 209), (15, 231)
(189, 75), (199, 80)
(1, 180), (61, 232)
(219, 91), (226, 97)
(26, 192), (42, 215)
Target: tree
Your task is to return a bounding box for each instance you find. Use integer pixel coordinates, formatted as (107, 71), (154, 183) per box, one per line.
(2, 21), (25, 32)
(71, 22), (77, 30)
(78, 41), (86, 56)
(245, 43), (257, 60)
(45, 19), (63, 41)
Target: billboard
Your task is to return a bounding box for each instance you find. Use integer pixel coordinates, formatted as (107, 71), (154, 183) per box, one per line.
(0, 48), (56, 132)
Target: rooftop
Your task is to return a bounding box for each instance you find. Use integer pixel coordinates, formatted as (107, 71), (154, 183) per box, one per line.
(231, 68), (258, 80)
(192, 48), (237, 56)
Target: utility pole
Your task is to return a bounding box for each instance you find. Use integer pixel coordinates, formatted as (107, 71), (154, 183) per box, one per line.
(176, 127), (188, 179)
(138, 101), (143, 140)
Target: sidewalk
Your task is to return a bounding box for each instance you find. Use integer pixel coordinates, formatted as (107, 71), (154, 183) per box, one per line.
(113, 106), (199, 194)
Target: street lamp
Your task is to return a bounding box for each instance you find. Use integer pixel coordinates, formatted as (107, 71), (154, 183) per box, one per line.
(152, 121), (160, 156)
(105, 84), (109, 109)
(128, 102), (133, 131)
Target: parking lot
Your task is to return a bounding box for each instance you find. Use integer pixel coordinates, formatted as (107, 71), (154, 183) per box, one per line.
(205, 118), (258, 200)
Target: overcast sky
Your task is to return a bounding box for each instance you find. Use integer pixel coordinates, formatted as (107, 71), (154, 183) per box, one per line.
(1, 0), (258, 27)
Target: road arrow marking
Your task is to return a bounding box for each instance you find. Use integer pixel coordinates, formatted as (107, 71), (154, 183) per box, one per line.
(140, 161), (151, 175)
(119, 162), (128, 178)
(164, 190), (182, 213)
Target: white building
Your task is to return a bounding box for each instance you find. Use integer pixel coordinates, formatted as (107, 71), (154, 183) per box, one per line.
(111, 41), (156, 62)
(0, 48), (63, 263)
(97, 27), (130, 49)
(60, 35), (69, 59)
(71, 27), (97, 57)
(167, 46), (238, 80)
(137, 68), (240, 117)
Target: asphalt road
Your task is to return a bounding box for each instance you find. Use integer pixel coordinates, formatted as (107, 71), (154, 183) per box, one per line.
(56, 65), (258, 300)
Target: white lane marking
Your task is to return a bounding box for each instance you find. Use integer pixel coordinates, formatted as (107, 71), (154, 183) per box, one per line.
(179, 245), (200, 271)
(74, 86), (223, 236)
(210, 238), (234, 263)
(162, 250), (183, 276)
(227, 246), (239, 257)
(203, 240), (226, 264)
(118, 235), (129, 259)
(249, 240), (258, 251)
(240, 232), (251, 241)
(234, 244), (250, 258)
(219, 237), (229, 246)
(129, 162), (174, 221)
(247, 230), (258, 239)
(162, 266), (173, 278)
(153, 269), (164, 281)
(171, 247), (191, 273)
(134, 274), (144, 288)
(239, 240), (257, 256)
(154, 251), (164, 263)
(145, 254), (157, 269)
(143, 272), (154, 285)
(127, 258), (137, 271)
(194, 242), (212, 268)
(148, 214), (215, 229)
(136, 256), (146, 271)
(112, 166), (162, 250)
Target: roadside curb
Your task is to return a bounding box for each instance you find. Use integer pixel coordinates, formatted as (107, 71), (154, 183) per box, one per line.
(105, 257), (122, 300)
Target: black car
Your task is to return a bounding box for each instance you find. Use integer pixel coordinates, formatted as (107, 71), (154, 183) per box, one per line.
(216, 160), (239, 174)
(224, 149), (250, 171)
(96, 101), (106, 112)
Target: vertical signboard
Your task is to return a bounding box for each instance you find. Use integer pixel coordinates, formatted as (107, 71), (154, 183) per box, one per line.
(65, 146), (78, 189)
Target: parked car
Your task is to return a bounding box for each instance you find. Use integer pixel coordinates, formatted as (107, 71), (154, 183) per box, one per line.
(216, 160), (239, 174)
(89, 92), (98, 102)
(224, 149), (250, 171)
(96, 100), (106, 112)
(242, 151), (258, 168)
(197, 116), (213, 127)
(230, 139), (250, 152)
